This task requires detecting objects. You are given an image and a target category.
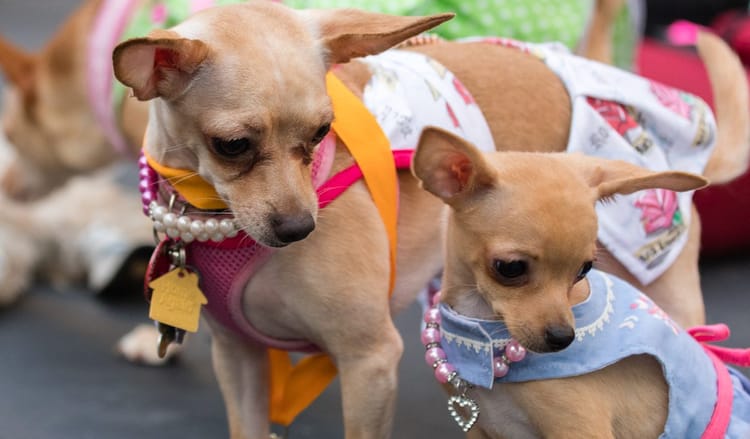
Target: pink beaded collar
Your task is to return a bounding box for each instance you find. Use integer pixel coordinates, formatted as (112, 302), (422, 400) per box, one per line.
(420, 290), (526, 432)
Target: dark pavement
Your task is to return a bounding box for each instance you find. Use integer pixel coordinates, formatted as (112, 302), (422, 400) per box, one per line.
(0, 2), (749, 438)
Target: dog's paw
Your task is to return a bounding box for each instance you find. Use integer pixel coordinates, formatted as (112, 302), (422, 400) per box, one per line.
(0, 235), (36, 307)
(116, 323), (184, 366)
(0, 248), (21, 306)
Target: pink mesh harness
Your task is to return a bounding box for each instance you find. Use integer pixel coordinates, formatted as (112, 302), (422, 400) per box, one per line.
(144, 134), (414, 350)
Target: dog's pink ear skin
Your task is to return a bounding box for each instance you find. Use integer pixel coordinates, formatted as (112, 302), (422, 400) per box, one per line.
(113, 35), (209, 101)
(311, 9), (454, 65)
(412, 127), (496, 201)
(578, 157), (710, 199)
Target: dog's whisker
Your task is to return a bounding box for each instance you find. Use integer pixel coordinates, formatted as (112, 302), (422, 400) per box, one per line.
(236, 231), (255, 246)
(161, 143), (193, 154)
(190, 196), (231, 205)
(441, 283), (481, 296)
(167, 172), (201, 186)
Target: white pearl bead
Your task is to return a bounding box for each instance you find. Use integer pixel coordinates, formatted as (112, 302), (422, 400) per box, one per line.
(205, 218), (219, 234)
(190, 220), (204, 236)
(154, 221), (166, 233)
(197, 233), (209, 242)
(163, 212), (177, 228)
(148, 201), (158, 216)
(180, 232), (195, 243)
(152, 206), (167, 221)
(176, 216), (192, 232)
(210, 233), (224, 242)
(219, 219), (234, 235)
(166, 227), (180, 239)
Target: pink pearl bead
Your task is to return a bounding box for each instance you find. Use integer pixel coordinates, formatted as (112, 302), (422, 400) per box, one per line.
(423, 308), (441, 324)
(434, 362), (456, 384)
(424, 347), (446, 366)
(421, 327), (440, 345)
(493, 357), (509, 378)
(138, 155), (147, 166)
(142, 191), (154, 203)
(505, 340), (527, 363)
(431, 291), (442, 306)
(141, 196), (153, 215)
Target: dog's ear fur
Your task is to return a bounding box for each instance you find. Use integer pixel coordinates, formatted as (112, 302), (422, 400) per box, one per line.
(0, 35), (36, 96)
(113, 31), (209, 101)
(412, 127), (496, 202)
(572, 155), (709, 199)
(311, 9), (454, 65)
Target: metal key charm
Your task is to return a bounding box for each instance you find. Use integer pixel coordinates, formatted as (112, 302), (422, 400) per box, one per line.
(157, 322), (178, 359)
(149, 234), (204, 357)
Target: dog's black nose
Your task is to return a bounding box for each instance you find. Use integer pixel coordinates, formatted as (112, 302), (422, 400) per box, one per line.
(544, 325), (575, 352)
(271, 212), (315, 243)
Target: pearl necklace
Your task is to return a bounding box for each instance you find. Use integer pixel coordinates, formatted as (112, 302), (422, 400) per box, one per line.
(421, 291), (527, 432)
(138, 154), (240, 244)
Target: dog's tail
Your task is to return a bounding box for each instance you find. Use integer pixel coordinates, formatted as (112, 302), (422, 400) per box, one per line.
(577, 0), (625, 63)
(687, 25), (750, 184)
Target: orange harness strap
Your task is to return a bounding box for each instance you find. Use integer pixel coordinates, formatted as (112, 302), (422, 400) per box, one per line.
(269, 73), (399, 426)
(325, 72), (399, 293)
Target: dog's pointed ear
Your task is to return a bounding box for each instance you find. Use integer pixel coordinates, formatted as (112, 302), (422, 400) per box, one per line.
(573, 155), (709, 199)
(0, 35), (37, 95)
(310, 9), (454, 65)
(113, 31), (209, 101)
(411, 127), (497, 202)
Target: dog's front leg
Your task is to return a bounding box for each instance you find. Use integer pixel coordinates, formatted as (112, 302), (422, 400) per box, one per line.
(465, 427), (494, 439)
(334, 319), (404, 439)
(210, 328), (270, 439)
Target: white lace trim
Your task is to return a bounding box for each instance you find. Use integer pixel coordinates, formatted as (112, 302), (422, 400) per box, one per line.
(575, 273), (616, 341)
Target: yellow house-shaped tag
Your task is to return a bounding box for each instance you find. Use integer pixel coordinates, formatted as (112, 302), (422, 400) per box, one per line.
(148, 269), (207, 333)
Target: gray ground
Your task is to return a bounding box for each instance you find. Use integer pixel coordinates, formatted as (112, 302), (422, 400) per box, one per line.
(0, 2), (748, 438)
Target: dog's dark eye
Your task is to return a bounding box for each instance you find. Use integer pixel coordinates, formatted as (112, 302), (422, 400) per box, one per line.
(575, 261), (594, 282)
(492, 260), (528, 280)
(311, 123), (331, 144)
(210, 137), (251, 158)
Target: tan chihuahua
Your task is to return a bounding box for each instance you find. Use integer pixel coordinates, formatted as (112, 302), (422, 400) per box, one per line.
(0, 0), (147, 200)
(412, 127), (750, 438)
(110, 1), (747, 437)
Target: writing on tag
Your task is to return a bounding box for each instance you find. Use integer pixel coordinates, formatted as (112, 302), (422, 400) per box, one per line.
(148, 269), (207, 333)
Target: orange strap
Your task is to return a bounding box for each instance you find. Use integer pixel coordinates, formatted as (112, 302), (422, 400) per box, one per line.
(144, 71), (399, 427)
(326, 72), (399, 293)
(268, 350), (338, 426)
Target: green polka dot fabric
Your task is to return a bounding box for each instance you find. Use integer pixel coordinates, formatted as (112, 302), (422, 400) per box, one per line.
(113, 0), (246, 115)
(284, 0), (640, 69)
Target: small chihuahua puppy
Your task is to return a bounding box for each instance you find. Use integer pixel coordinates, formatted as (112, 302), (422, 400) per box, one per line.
(412, 126), (750, 438)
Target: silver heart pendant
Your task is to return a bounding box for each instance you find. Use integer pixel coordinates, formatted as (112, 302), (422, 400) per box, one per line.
(447, 394), (480, 432)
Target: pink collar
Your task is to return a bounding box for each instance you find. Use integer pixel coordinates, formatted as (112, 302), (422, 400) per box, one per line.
(86, 0), (139, 158)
